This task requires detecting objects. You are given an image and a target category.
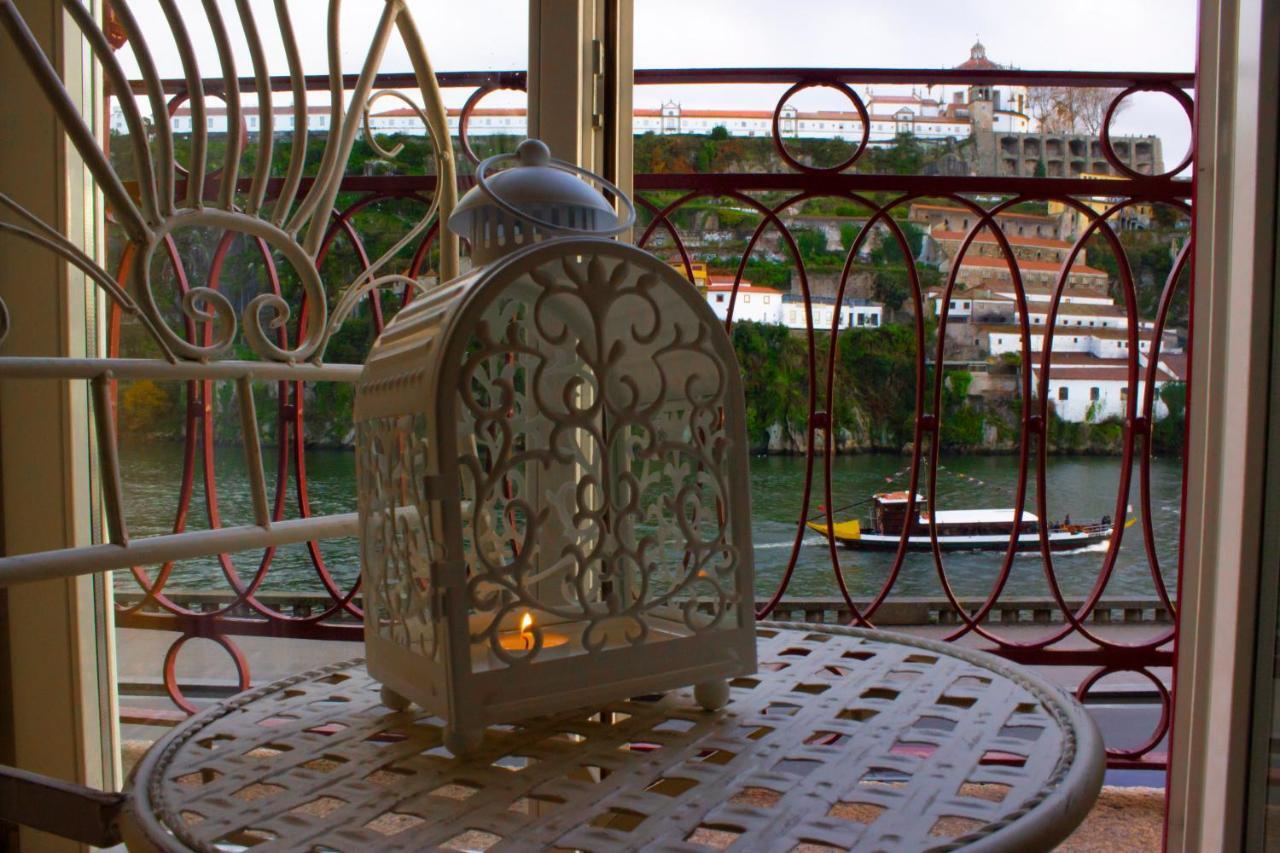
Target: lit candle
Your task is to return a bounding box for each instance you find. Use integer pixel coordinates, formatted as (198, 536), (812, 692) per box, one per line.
(498, 612), (569, 651)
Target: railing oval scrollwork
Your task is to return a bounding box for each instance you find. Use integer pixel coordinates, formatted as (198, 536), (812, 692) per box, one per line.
(629, 66), (1192, 769)
(770, 79), (871, 174)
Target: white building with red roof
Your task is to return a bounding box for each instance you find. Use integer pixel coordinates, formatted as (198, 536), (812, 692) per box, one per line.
(704, 278), (786, 325)
(114, 41), (1035, 148)
(1029, 353), (1186, 422)
(701, 276), (883, 330)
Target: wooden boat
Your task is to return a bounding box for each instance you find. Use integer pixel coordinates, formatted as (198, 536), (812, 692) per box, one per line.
(806, 491), (1125, 552)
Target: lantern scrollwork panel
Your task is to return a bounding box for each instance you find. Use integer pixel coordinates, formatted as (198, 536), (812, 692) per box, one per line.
(355, 142), (757, 754)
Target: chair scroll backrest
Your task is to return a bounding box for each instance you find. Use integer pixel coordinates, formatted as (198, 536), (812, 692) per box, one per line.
(0, 0), (459, 585)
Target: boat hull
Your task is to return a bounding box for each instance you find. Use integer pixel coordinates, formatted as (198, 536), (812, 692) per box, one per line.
(819, 529), (1112, 552)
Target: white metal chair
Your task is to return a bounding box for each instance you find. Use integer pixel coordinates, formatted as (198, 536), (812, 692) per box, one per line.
(0, 0), (458, 843)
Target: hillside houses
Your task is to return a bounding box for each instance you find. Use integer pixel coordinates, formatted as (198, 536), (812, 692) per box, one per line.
(695, 275), (884, 331)
(912, 202), (1186, 423)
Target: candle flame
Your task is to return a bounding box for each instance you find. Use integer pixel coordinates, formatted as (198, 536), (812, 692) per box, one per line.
(520, 612), (533, 651)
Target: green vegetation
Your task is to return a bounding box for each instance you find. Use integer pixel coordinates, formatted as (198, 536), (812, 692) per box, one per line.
(106, 128), (1189, 458)
(1152, 382), (1187, 455)
(1084, 230), (1189, 329)
(633, 129), (957, 177)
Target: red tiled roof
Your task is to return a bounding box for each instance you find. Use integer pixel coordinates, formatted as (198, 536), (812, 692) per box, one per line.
(375, 107), (527, 118)
(955, 42), (1003, 71)
(1040, 367), (1134, 381)
(1026, 301), (1126, 317)
(636, 108), (774, 119)
(981, 324), (1137, 341)
(173, 105), (335, 117)
(638, 107), (967, 124)
(930, 284), (1108, 302)
(707, 276), (781, 296)
(1158, 354), (1189, 380)
(867, 95), (940, 106)
(957, 256), (1109, 277)
(880, 116), (969, 125)
(955, 56), (1002, 70)
(996, 283), (1111, 300)
(1034, 354), (1131, 367)
(930, 229), (1072, 250)
(707, 284), (783, 295)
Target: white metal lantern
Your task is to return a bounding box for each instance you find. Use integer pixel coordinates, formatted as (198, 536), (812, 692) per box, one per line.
(355, 139), (756, 754)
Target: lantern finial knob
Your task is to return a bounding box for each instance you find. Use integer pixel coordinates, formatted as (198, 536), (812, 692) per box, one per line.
(516, 138), (551, 167)
(447, 137), (636, 264)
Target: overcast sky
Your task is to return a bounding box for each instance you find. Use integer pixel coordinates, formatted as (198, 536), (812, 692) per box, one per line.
(113, 0), (1197, 167)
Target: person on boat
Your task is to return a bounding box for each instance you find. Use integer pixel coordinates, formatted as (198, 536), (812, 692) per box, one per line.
(1064, 514), (1072, 526)
(1102, 514), (1111, 527)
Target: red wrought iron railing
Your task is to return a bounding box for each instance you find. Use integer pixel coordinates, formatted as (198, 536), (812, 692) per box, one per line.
(99, 65), (1192, 771)
(641, 68), (1192, 772)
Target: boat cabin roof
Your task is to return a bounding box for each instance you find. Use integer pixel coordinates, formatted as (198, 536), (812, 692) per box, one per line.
(874, 491), (925, 505)
(919, 508), (1040, 524)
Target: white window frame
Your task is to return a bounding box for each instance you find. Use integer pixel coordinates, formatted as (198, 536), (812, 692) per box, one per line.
(1167, 0), (1280, 847)
(0, 0), (120, 839)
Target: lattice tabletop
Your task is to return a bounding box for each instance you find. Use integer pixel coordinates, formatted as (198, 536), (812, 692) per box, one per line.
(123, 624), (1104, 852)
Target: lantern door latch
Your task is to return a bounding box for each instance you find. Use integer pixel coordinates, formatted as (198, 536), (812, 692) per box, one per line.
(429, 560), (466, 619)
(422, 473), (456, 500)
(430, 560), (466, 590)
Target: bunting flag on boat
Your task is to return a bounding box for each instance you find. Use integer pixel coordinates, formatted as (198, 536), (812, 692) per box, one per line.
(881, 466), (986, 488)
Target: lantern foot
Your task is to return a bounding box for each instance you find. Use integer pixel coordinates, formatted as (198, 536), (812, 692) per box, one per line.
(694, 679), (730, 712)
(444, 725), (485, 757)
(380, 685), (411, 712)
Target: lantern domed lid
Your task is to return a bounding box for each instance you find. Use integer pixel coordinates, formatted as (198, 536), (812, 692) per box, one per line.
(447, 139), (634, 264)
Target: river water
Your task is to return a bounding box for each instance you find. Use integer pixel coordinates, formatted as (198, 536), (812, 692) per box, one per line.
(116, 442), (1182, 603)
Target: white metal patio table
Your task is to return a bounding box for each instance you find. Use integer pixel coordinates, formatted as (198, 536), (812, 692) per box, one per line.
(121, 623), (1105, 851)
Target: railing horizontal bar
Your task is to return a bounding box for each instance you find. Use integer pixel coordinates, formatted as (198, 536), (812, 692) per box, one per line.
(996, 646), (1174, 668)
(636, 172), (1193, 201)
(113, 605), (1174, 668)
(120, 67), (1193, 98)
(633, 67), (1195, 88)
(0, 357), (363, 382)
(129, 172), (1188, 206)
(0, 513), (358, 585)
(115, 590), (1175, 611)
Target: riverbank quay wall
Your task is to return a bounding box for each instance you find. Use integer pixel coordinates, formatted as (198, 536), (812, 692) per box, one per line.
(116, 590), (1176, 628)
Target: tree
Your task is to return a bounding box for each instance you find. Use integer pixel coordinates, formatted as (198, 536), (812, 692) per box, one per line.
(860, 132), (925, 175)
(793, 227), (831, 261)
(120, 379), (172, 434)
(1152, 381), (1187, 454)
(840, 222), (862, 253)
(696, 139), (716, 172)
(709, 124), (730, 141)
(870, 221), (925, 265)
(837, 324), (919, 446)
(1026, 87), (1128, 135)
